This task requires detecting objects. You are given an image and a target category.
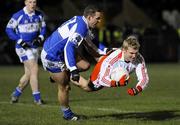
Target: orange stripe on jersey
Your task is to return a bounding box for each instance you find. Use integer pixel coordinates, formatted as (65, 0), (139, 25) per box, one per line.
(90, 55), (108, 81)
(140, 63), (147, 86)
(109, 51), (122, 65)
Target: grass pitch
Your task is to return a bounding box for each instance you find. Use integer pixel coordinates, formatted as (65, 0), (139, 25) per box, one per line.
(0, 63), (180, 125)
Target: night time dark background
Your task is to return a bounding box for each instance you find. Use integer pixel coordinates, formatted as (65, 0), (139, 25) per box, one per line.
(1, 0), (180, 64)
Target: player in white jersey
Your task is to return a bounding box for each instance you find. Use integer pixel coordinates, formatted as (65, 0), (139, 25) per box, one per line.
(41, 5), (102, 120)
(5, 0), (46, 105)
(71, 35), (149, 96)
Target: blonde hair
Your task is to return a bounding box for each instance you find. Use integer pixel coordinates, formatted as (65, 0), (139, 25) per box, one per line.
(122, 35), (140, 50)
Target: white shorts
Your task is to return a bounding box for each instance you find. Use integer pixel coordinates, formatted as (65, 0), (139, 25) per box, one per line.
(41, 49), (66, 73)
(15, 48), (39, 62)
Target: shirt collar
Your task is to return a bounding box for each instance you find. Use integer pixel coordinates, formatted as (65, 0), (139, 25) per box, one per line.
(23, 7), (35, 16)
(82, 16), (89, 30)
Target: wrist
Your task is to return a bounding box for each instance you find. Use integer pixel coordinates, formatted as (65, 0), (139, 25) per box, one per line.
(38, 35), (44, 41)
(17, 39), (23, 44)
(110, 80), (117, 87)
(136, 86), (142, 92)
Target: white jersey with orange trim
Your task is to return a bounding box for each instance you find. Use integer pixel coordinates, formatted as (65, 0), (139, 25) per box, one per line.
(90, 48), (149, 90)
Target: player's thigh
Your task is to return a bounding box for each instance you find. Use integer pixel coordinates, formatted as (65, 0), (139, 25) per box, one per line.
(49, 71), (69, 85)
(76, 56), (90, 70)
(24, 59), (38, 73)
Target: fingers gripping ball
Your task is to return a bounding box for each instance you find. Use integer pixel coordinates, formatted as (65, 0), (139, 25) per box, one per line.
(110, 66), (129, 87)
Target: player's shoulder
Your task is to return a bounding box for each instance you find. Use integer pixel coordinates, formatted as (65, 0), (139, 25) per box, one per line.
(134, 53), (145, 64)
(76, 16), (87, 28)
(35, 10), (43, 16)
(12, 9), (24, 19)
(75, 16), (88, 36)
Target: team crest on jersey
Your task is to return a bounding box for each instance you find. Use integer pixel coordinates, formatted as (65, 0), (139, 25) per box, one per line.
(75, 35), (81, 42)
(24, 20), (28, 24)
(35, 18), (39, 22)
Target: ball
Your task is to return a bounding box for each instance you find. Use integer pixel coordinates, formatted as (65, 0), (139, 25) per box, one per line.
(110, 65), (129, 82)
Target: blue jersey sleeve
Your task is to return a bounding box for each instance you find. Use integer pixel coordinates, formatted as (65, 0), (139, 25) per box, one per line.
(6, 13), (21, 41)
(64, 17), (87, 71)
(36, 11), (46, 40)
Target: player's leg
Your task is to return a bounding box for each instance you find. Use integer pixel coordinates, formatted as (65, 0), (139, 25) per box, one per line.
(11, 48), (31, 103)
(24, 59), (43, 105)
(76, 54), (90, 72)
(18, 65), (30, 90)
(49, 71), (79, 121)
(10, 66), (30, 103)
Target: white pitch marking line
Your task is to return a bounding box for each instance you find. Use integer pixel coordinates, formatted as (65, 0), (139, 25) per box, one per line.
(0, 101), (140, 113)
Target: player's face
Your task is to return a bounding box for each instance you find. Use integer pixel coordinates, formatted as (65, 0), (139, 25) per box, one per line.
(88, 12), (101, 28)
(124, 47), (138, 62)
(25, 0), (37, 13)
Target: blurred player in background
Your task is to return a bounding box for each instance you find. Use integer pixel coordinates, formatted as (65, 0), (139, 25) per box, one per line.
(71, 35), (149, 96)
(41, 5), (103, 121)
(6, 0), (46, 105)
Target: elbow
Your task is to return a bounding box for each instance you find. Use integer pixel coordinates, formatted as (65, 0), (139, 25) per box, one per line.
(5, 28), (13, 39)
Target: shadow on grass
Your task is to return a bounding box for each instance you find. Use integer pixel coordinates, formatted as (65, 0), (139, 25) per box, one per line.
(79, 110), (180, 121)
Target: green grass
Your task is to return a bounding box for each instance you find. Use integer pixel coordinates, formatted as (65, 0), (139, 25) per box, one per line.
(0, 64), (180, 125)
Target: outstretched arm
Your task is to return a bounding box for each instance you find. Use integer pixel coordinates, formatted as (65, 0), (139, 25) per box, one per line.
(70, 76), (92, 92)
(127, 56), (149, 96)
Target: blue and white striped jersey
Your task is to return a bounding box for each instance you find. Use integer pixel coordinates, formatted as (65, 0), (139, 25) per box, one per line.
(43, 16), (90, 72)
(6, 7), (46, 48)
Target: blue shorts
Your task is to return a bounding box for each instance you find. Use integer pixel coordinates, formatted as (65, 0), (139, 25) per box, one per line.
(41, 49), (66, 73)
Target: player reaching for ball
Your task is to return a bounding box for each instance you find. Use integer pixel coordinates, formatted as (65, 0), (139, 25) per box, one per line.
(71, 35), (149, 95)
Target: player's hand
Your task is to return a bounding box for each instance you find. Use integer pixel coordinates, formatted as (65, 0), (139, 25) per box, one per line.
(32, 37), (42, 46)
(127, 86), (142, 96)
(111, 75), (129, 87)
(111, 80), (128, 87)
(118, 74), (129, 86)
(70, 69), (80, 82)
(18, 40), (30, 49)
(106, 48), (114, 55)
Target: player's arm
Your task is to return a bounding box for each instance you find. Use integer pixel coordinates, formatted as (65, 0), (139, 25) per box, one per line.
(5, 17), (20, 41)
(32, 14), (46, 46)
(6, 15), (30, 49)
(127, 61), (149, 96)
(64, 33), (84, 82)
(83, 37), (102, 58)
(38, 14), (46, 40)
(99, 63), (128, 87)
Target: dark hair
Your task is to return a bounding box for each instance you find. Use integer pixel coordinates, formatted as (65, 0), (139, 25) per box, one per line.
(83, 5), (101, 17)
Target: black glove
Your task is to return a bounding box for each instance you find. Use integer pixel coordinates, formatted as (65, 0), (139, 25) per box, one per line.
(106, 48), (114, 55)
(70, 69), (80, 82)
(18, 40), (30, 49)
(32, 37), (42, 46)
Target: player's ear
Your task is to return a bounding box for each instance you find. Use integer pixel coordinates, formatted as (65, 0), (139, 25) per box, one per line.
(87, 15), (93, 21)
(24, 0), (27, 5)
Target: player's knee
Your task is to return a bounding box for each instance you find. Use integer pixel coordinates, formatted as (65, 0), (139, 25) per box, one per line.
(59, 84), (71, 91)
(65, 84), (71, 91)
(78, 63), (90, 72)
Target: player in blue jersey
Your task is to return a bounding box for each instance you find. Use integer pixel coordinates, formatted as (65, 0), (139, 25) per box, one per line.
(41, 5), (102, 120)
(6, 0), (46, 105)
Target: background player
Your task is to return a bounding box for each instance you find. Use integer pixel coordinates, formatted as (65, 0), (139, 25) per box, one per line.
(6, 0), (46, 105)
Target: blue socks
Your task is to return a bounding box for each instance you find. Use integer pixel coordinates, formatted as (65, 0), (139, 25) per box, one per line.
(61, 107), (74, 118)
(12, 87), (41, 102)
(12, 87), (22, 97)
(32, 91), (41, 102)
